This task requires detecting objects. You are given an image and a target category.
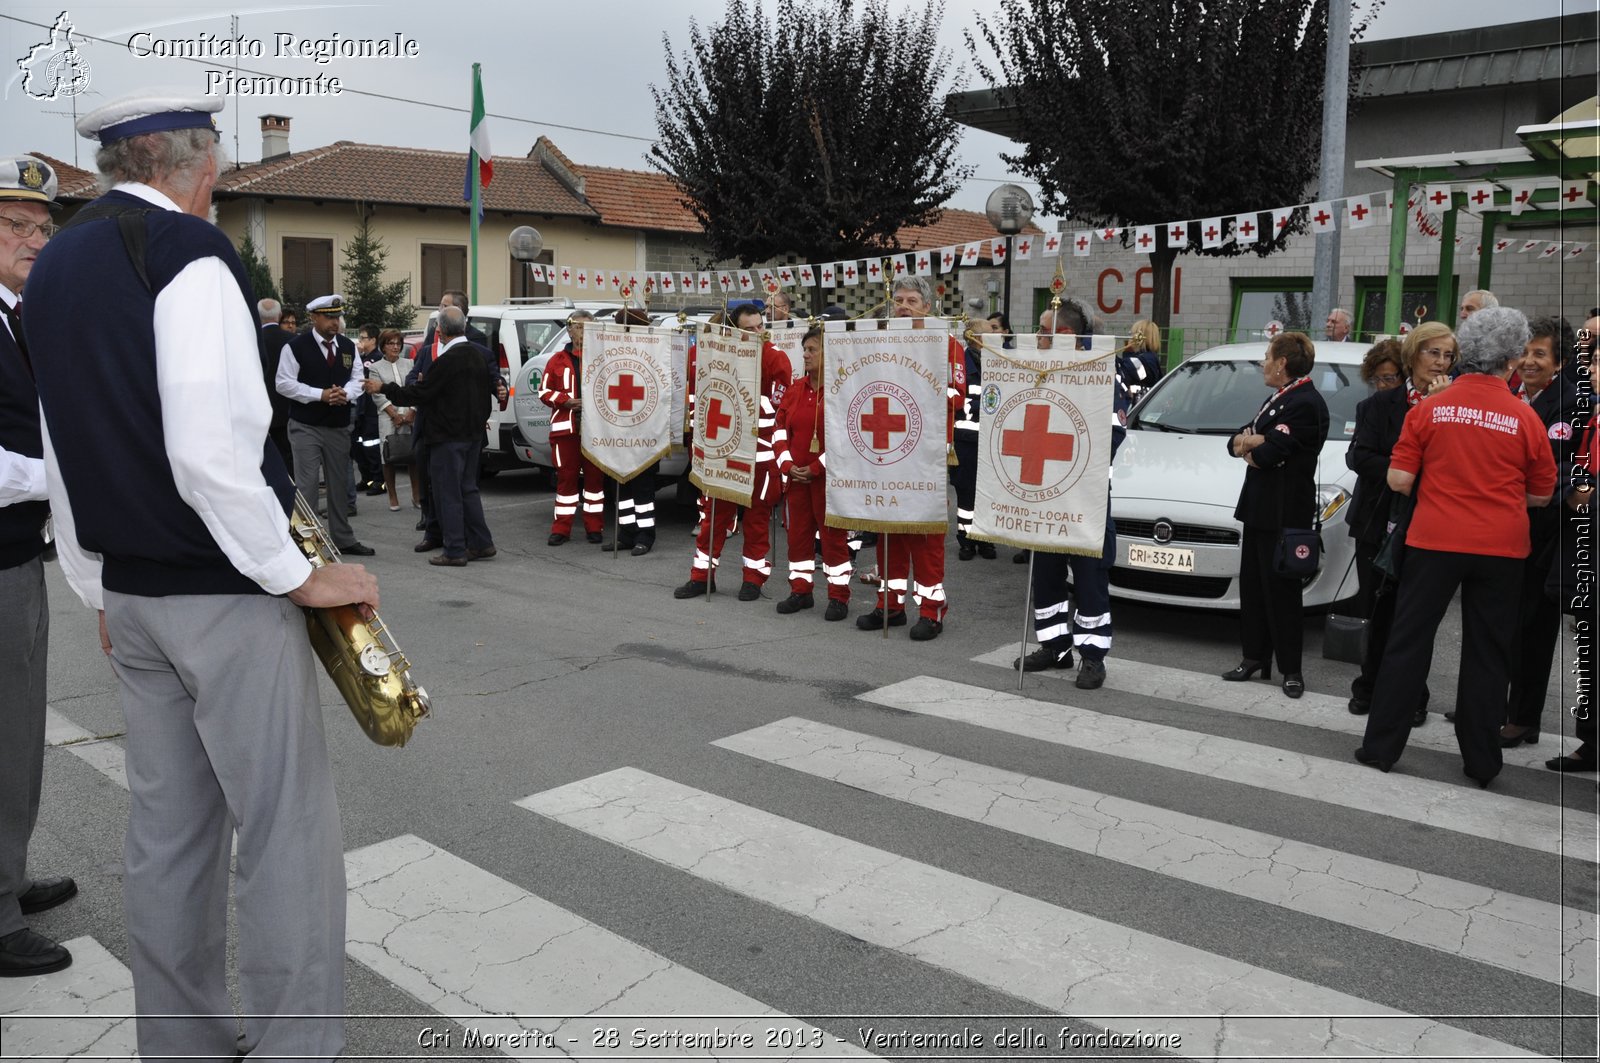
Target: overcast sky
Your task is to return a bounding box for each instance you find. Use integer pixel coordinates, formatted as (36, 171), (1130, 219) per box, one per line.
(2, 0), (1592, 216)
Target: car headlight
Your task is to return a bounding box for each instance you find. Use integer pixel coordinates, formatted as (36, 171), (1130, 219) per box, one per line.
(1317, 484), (1351, 523)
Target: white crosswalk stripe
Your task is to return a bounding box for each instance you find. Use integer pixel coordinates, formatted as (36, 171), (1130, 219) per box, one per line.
(346, 834), (878, 1059)
(0, 936), (137, 1061)
(863, 676), (1598, 863)
(972, 644), (1580, 768)
(714, 716), (1597, 993)
(519, 767), (1550, 1060)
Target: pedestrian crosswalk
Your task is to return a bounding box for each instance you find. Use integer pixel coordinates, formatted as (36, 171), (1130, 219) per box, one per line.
(14, 656), (1596, 1060)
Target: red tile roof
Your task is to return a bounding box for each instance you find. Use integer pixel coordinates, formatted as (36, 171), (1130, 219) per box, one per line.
(897, 206), (1044, 251)
(213, 142), (596, 218)
(31, 154), (99, 201)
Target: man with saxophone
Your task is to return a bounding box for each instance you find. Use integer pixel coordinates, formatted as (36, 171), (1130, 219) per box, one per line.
(25, 91), (376, 1062)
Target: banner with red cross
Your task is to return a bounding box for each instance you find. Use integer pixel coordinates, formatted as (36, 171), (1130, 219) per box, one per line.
(765, 319), (808, 385)
(669, 328), (694, 445)
(821, 319), (954, 534)
(580, 325), (675, 484)
(969, 333), (1117, 556)
(688, 325), (762, 506)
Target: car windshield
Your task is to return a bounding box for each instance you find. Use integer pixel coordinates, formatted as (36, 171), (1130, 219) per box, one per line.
(1132, 357), (1365, 435)
(519, 320), (565, 356)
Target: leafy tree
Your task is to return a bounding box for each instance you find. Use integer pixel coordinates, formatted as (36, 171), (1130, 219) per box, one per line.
(238, 234), (278, 305)
(651, 0), (972, 268)
(339, 211), (416, 330)
(970, 0), (1378, 328)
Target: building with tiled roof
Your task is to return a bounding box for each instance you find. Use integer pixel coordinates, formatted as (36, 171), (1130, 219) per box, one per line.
(31, 154), (99, 202)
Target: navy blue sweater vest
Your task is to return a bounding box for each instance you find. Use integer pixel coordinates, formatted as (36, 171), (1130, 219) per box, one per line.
(0, 324), (46, 569)
(286, 331), (356, 428)
(25, 190), (293, 597)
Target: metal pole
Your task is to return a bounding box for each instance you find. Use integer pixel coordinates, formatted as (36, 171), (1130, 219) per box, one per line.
(611, 479), (619, 562)
(706, 497), (715, 598)
(1477, 213), (1498, 293)
(880, 533), (890, 638)
(1018, 552), (1035, 693)
(1436, 201), (1458, 325)
(1002, 251), (1014, 336)
(1310, 0), (1351, 335)
(1383, 175), (1411, 336)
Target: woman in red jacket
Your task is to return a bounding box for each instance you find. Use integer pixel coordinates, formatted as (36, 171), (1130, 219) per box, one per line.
(772, 325), (851, 621)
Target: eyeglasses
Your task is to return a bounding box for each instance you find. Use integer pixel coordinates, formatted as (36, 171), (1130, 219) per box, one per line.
(1418, 346), (1455, 361)
(1372, 373), (1401, 385)
(0, 216), (59, 240)
(383, 339), (403, 347)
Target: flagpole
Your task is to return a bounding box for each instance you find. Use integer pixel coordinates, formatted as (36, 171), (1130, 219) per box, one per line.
(1018, 552), (1035, 692)
(469, 62), (482, 306)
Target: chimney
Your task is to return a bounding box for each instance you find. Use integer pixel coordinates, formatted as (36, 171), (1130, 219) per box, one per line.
(260, 114), (291, 160)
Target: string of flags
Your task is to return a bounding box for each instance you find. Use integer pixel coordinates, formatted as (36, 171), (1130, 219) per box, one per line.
(521, 182), (1595, 296)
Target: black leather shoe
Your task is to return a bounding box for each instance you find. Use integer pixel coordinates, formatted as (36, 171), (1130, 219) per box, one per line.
(977, 542), (997, 560)
(340, 542), (375, 557)
(775, 593), (814, 614)
(1546, 754), (1599, 773)
(1411, 707), (1428, 727)
(1347, 697), (1370, 716)
(0, 928), (71, 977)
(631, 537), (654, 556)
(1075, 659), (1106, 689)
(1499, 725), (1539, 747)
(428, 554), (468, 567)
(908, 617), (943, 641)
(586, 531), (605, 545)
(1281, 673), (1304, 699)
(415, 518), (427, 531)
(600, 536), (636, 552)
(1013, 550), (1029, 564)
(957, 542), (976, 561)
(823, 600), (848, 622)
(673, 580), (710, 599)
(856, 609), (906, 631)
(18, 877), (77, 915)
(415, 538), (442, 552)
(1221, 659), (1271, 682)
(1353, 747), (1392, 773)
(1464, 768), (1494, 790)
(737, 581), (762, 602)
(1443, 710), (1457, 723)
(1015, 646), (1074, 672)
(364, 483), (387, 496)
(547, 533), (569, 546)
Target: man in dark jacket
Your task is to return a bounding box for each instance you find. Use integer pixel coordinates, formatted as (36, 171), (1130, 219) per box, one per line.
(407, 290), (497, 547)
(370, 306), (505, 566)
(256, 297), (295, 469)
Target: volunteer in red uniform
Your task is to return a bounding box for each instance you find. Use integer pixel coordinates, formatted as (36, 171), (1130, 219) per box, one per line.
(856, 276), (964, 641)
(675, 303), (789, 600)
(1356, 307), (1557, 787)
(773, 325), (850, 621)
(539, 310), (605, 546)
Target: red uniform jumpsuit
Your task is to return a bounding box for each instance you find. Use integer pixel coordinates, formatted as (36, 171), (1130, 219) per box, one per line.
(538, 345), (605, 536)
(872, 335), (965, 622)
(688, 343), (790, 587)
(774, 373), (850, 604)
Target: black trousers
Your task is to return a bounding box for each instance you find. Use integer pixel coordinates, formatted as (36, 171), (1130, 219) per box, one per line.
(950, 436), (977, 543)
(1351, 537), (1379, 619)
(1238, 524), (1307, 674)
(414, 438), (439, 539)
(1360, 548), (1520, 779)
(1031, 548), (1113, 664)
(1350, 577), (1430, 711)
(428, 440), (492, 558)
(1506, 520), (1561, 729)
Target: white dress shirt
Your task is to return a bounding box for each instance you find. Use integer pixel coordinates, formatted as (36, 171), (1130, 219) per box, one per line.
(42, 182), (310, 610)
(0, 281), (48, 508)
(275, 332), (364, 404)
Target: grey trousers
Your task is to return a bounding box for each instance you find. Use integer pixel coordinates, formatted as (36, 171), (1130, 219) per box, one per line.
(105, 591), (345, 1062)
(288, 420), (356, 548)
(0, 555), (48, 938)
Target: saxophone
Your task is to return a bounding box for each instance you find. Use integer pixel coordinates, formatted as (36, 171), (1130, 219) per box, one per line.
(289, 493), (430, 746)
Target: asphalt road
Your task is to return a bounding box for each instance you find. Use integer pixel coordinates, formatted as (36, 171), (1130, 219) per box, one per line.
(7, 468), (1596, 1061)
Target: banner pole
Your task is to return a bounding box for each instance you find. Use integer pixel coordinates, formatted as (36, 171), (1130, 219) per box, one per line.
(1018, 551), (1036, 692)
(881, 532), (890, 639)
(611, 479), (619, 563)
(707, 497), (716, 599)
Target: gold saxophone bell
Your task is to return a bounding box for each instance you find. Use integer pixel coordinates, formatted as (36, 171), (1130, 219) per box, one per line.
(289, 494), (429, 746)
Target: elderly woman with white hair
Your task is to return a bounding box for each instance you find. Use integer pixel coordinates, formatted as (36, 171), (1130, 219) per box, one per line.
(1355, 307), (1558, 787)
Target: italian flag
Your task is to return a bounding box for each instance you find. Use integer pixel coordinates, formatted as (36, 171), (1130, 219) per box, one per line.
(464, 68), (492, 202)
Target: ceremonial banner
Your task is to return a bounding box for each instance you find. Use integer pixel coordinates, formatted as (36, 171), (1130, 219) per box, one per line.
(970, 333), (1117, 556)
(765, 319), (807, 383)
(580, 325), (674, 483)
(669, 328), (693, 445)
(689, 325), (762, 506)
(823, 319), (952, 534)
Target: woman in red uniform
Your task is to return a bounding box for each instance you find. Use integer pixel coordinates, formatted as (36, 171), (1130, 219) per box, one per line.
(773, 325), (851, 621)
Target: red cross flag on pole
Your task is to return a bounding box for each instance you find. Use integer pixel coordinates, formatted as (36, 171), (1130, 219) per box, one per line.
(1344, 195), (1375, 230)
(969, 331), (1117, 555)
(1309, 202), (1336, 234)
(689, 323), (762, 506)
(821, 318), (957, 534)
(1233, 213), (1262, 243)
(1132, 226), (1156, 253)
(581, 321), (675, 483)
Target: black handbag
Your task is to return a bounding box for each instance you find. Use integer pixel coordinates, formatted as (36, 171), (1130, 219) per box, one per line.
(1372, 489), (1416, 583)
(1271, 457), (1322, 578)
(382, 430), (414, 466)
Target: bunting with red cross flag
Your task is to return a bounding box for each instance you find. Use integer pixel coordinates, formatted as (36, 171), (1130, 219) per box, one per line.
(1234, 213), (1263, 244)
(969, 331), (1117, 555)
(822, 317), (956, 534)
(688, 322), (762, 506)
(1344, 195), (1375, 229)
(580, 323), (675, 483)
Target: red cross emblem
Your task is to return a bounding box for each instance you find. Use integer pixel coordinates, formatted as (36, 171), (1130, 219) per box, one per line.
(1017, 239), (1031, 255)
(780, 269), (793, 283)
(1238, 218), (1256, 237)
(577, 271), (588, 285)
(1277, 214), (1292, 230)
(1469, 188), (1491, 206)
(1001, 404), (1075, 487)
(845, 265), (857, 280)
(1265, 321), (1283, 338)
(1429, 188), (1449, 206)
(1514, 189), (1532, 205)
(699, 276), (710, 291)
(1350, 203), (1369, 221)
(765, 279), (780, 295)
(1563, 185), (1584, 203)
(1101, 227), (1117, 241)
(645, 277), (656, 292)
(941, 251), (954, 268)
(561, 268), (572, 282)
(1168, 224), (1185, 243)
(1204, 224), (1219, 241)
(822, 267), (834, 282)
(1313, 208), (1332, 226)
(1495, 239), (1510, 251)
(859, 395), (906, 450)
(1569, 245), (1586, 257)
(800, 266), (813, 283)
(608, 374), (646, 411)
(720, 274), (732, 288)
(610, 273), (622, 289)
(1136, 231), (1153, 249)
(1076, 235), (1089, 251)
(703, 397), (732, 440)
(1045, 236), (1059, 252)
(892, 259), (906, 276)
(917, 255), (929, 271)
(866, 263), (880, 279)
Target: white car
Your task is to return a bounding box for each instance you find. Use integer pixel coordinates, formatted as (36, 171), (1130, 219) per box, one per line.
(1109, 340), (1372, 611)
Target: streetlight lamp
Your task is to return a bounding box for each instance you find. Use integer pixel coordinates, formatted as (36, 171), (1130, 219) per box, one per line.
(508, 226), (544, 296)
(984, 184), (1035, 333)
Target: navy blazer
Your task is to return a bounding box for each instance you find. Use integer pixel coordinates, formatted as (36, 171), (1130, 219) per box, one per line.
(1230, 380), (1330, 530)
(1344, 384), (1412, 544)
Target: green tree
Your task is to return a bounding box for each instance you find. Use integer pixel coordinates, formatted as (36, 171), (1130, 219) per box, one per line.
(339, 211), (416, 330)
(238, 234), (278, 305)
(969, 0), (1378, 328)
(651, 0), (972, 268)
